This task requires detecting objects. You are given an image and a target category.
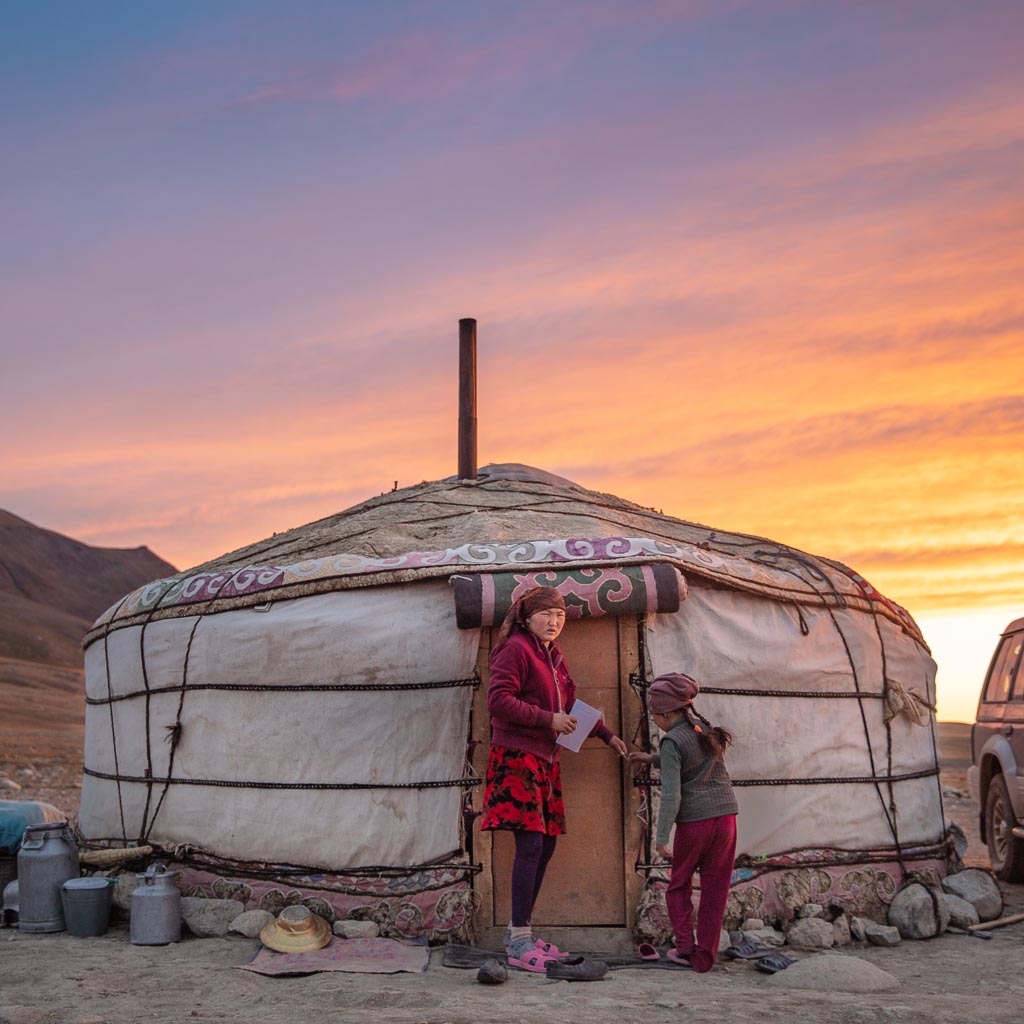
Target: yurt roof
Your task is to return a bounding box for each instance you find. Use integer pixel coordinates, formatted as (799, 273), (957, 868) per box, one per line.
(85, 463), (923, 645)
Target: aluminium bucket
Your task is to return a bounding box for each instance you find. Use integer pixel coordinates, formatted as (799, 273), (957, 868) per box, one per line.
(61, 877), (114, 937)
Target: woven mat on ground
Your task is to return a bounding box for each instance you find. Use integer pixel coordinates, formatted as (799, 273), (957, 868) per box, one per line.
(442, 943), (685, 971)
(239, 937), (429, 976)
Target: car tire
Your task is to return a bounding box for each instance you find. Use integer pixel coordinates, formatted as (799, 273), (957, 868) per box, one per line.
(985, 773), (1024, 882)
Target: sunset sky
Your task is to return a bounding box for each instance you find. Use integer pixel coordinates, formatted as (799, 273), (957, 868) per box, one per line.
(3, 2), (1022, 722)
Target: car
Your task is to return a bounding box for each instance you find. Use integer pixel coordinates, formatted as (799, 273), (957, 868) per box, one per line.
(968, 616), (1024, 881)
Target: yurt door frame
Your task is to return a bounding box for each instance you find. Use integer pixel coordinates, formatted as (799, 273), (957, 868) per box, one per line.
(470, 615), (645, 931)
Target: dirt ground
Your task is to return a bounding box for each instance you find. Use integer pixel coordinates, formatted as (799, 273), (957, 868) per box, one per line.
(2, 740), (1023, 1024)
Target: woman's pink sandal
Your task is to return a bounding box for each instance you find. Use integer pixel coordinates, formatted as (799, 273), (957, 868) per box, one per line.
(533, 937), (566, 956)
(502, 927), (567, 958)
(507, 942), (558, 973)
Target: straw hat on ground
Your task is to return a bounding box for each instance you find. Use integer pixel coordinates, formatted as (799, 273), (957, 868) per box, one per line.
(259, 905), (332, 953)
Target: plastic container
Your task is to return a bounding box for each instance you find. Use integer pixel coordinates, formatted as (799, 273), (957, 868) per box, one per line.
(61, 876), (115, 937)
(16, 821), (79, 932)
(130, 863), (181, 945)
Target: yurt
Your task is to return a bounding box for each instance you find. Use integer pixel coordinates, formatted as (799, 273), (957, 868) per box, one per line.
(79, 463), (950, 942)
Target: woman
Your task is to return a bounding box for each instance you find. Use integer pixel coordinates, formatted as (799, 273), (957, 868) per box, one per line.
(480, 585), (628, 972)
(630, 672), (737, 972)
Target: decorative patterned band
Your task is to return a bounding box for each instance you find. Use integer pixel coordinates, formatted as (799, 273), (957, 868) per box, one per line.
(449, 563), (685, 629)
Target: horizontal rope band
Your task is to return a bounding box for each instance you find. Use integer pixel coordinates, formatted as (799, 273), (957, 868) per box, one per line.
(83, 767), (482, 790)
(86, 676), (480, 706)
(633, 767), (938, 788)
(634, 841), (948, 875)
(628, 675), (883, 700)
(732, 767), (938, 786)
(78, 841), (482, 884)
(698, 687), (884, 699)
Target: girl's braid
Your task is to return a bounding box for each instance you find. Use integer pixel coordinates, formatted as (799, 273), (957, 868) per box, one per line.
(685, 704), (733, 757)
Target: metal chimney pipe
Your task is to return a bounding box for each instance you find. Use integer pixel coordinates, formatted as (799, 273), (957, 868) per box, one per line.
(458, 318), (477, 480)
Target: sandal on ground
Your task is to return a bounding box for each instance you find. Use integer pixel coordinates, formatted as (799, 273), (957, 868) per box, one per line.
(636, 942), (660, 961)
(534, 937), (567, 956)
(476, 958), (509, 985)
(503, 927), (566, 957)
(666, 949), (693, 968)
(507, 937), (558, 974)
(725, 939), (768, 960)
(754, 953), (796, 974)
(545, 957), (609, 981)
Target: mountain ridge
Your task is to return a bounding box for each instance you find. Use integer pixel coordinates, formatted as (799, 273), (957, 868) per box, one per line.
(0, 511), (177, 759)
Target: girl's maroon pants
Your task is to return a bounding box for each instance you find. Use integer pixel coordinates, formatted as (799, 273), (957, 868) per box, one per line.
(665, 813), (737, 973)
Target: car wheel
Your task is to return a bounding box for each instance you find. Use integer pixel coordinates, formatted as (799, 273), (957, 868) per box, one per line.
(985, 773), (1024, 882)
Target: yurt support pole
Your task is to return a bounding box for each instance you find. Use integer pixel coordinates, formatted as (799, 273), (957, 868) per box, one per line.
(458, 317), (477, 479)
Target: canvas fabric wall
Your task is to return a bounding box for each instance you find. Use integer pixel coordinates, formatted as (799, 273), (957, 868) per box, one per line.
(645, 584), (941, 857)
(80, 581), (480, 871)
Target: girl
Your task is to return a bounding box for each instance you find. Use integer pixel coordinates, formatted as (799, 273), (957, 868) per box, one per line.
(631, 672), (737, 972)
(480, 586), (628, 972)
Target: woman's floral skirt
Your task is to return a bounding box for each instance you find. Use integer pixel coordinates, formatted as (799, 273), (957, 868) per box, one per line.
(479, 745), (566, 834)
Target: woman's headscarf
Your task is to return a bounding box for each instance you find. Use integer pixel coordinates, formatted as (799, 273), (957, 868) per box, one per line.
(493, 586), (566, 650)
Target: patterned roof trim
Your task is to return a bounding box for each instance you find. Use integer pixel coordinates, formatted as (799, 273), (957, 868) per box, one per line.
(84, 535), (924, 647)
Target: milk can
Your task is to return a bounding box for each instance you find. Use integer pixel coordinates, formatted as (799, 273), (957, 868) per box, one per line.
(130, 862), (181, 945)
(16, 821), (80, 932)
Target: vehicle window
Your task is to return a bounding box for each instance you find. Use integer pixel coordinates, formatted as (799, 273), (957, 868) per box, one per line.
(985, 633), (1023, 703)
(1013, 638), (1024, 701)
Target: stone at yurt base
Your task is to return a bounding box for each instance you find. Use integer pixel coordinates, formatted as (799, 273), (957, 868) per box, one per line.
(939, 893), (979, 929)
(229, 909), (275, 938)
(75, 463), (950, 940)
(887, 883), (950, 939)
(786, 916), (835, 950)
(940, 869), (1002, 922)
(181, 897), (244, 938)
(333, 919), (380, 939)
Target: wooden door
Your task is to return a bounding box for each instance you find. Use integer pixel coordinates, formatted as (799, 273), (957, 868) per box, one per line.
(490, 616), (627, 926)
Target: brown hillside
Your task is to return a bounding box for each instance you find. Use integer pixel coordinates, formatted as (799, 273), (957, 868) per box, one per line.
(0, 512), (177, 764)
(0, 656), (84, 760)
(0, 591), (90, 667)
(0, 509), (176, 624)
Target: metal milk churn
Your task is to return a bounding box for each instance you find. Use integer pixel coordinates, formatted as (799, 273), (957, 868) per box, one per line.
(16, 821), (80, 932)
(130, 862), (182, 945)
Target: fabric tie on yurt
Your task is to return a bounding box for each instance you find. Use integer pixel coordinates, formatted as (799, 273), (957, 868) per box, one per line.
(449, 563), (685, 629)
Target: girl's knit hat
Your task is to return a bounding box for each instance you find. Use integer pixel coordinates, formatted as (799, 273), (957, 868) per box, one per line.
(647, 672), (699, 713)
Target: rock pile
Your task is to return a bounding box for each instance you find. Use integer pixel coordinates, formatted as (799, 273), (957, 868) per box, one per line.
(722, 866), (1002, 968)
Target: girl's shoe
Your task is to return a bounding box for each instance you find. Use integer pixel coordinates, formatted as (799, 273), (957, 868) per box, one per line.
(666, 949), (693, 968)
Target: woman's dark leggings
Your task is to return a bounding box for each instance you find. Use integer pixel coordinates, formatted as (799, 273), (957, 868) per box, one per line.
(511, 830), (558, 927)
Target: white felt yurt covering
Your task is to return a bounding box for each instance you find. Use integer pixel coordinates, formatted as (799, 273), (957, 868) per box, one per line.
(80, 464), (947, 936)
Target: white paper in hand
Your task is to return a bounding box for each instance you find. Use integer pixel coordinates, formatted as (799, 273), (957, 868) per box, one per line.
(555, 698), (601, 753)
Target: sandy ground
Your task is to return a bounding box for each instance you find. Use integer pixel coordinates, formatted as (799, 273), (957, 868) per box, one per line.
(2, 737), (1022, 1024)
